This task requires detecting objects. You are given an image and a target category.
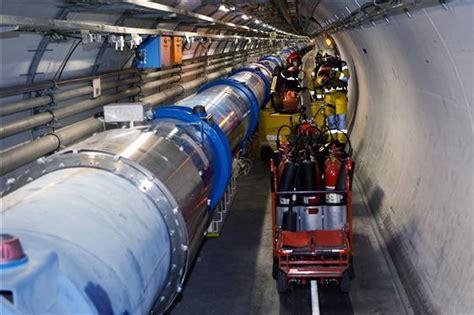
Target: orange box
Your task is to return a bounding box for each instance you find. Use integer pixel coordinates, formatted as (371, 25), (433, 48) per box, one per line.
(160, 36), (172, 68)
(171, 37), (183, 65)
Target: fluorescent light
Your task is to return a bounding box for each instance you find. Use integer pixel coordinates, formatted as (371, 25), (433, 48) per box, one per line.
(255, 19), (261, 24)
(241, 14), (249, 20)
(219, 4), (229, 12)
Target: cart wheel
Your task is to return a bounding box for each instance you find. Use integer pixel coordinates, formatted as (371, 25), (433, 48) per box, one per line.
(340, 271), (350, 293)
(277, 270), (289, 294)
(272, 257), (278, 280)
(349, 258), (355, 280)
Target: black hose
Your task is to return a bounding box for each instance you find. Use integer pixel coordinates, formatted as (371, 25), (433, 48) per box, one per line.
(335, 128), (353, 157)
(276, 124), (293, 151)
(55, 39), (83, 81)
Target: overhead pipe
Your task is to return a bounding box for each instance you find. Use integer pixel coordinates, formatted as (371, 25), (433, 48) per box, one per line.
(0, 45), (307, 314)
(0, 59), (246, 174)
(1, 118), (105, 175)
(0, 68), (138, 99)
(0, 77), (140, 117)
(0, 48), (268, 118)
(0, 88), (140, 139)
(0, 46), (270, 100)
(141, 64), (241, 107)
(0, 57), (246, 139)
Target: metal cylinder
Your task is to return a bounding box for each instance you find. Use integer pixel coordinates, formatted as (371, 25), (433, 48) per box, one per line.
(2, 167), (174, 313)
(177, 83), (253, 150)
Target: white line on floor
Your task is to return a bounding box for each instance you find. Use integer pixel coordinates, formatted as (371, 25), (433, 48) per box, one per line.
(311, 280), (320, 315)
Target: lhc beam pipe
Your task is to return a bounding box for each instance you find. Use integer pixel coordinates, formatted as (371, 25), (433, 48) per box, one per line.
(0, 45), (310, 315)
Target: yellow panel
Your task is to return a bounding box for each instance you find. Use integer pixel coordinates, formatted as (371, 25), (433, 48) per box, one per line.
(258, 107), (300, 152)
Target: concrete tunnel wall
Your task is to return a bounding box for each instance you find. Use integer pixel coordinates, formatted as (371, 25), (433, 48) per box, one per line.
(315, 1), (473, 313)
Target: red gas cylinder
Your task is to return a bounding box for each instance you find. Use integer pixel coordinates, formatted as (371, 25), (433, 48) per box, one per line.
(325, 155), (342, 204)
(325, 156), (340, 189)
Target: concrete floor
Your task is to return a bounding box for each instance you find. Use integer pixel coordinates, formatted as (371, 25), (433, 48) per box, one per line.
(168, 161), (411, 315)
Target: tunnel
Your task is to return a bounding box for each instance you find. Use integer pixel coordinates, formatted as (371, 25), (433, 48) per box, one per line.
(0, 1), (472, 314)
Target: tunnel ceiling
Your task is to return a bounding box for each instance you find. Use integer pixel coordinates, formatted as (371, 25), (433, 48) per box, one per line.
(56, 0), (310, 38)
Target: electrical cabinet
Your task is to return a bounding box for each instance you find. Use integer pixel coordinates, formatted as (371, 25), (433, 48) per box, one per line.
(136, 36), (172, 69)
(171, 37), (183, 65)
(160, 36), (172, 68)
(136, 36), (162, 69)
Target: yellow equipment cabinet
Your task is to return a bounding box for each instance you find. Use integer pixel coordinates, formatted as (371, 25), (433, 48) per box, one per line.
(258, 108), (301, 161)
(171, 37), (183, 65)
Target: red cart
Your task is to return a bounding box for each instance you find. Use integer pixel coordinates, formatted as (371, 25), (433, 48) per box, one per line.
(270, 157), (354, 293)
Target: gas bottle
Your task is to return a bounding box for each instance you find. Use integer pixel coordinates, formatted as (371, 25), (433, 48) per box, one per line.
(278, 162), (298, 194)
(324, 155), (342, 204)
(297, 161), (321, 205)
(277, 162), (298, 231)
(277, 160), (285, 179)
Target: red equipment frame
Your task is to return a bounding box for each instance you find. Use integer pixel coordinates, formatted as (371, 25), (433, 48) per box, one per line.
(270, 158), (353, 286)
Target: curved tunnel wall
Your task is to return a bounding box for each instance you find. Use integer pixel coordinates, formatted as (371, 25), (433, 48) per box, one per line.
(316, 1), (473, 313)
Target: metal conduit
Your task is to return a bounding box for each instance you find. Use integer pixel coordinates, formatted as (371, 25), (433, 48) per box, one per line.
(141, 64), (243, 107)
(0, 53), (255, 117)
(0, 62), (245, 175)
(0, 88), (140, 139)
(0, 77), (140, 117)
(1, 118), (105, 175)
(0, 47), (270, 100)
(0, 68), (138, 99)
(0, 57), (245, 139)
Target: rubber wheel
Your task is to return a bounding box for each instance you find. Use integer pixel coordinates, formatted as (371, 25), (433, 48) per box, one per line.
(272, 257), (278, 280)
(277, 270), (289, 294)
(340, 271), (350, 293)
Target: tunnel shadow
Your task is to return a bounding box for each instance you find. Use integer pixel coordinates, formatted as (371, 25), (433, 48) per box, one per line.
(366, 185), (385, 218)
(353, 174), (432, 314)
(377, 220), (435, 314)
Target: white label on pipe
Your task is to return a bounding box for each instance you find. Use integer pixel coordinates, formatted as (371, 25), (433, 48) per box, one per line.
(93, 77), (101, 98)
